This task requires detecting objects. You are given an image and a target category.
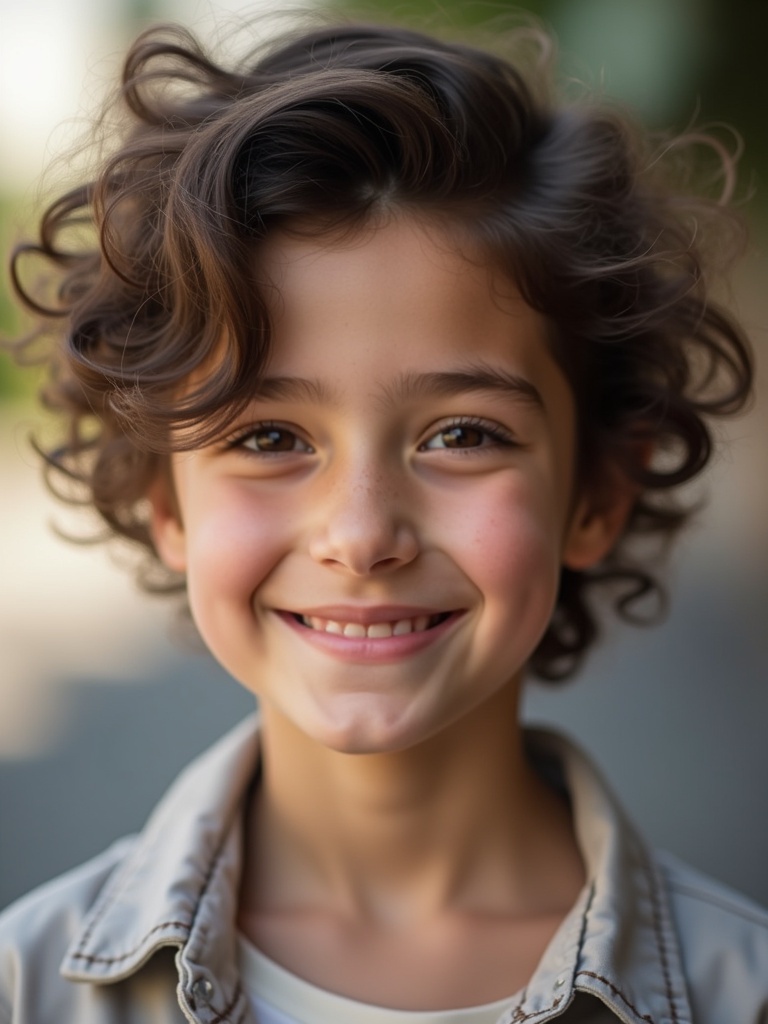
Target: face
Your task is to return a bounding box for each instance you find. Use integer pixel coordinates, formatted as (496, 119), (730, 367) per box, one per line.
(151, 215), (624, 755)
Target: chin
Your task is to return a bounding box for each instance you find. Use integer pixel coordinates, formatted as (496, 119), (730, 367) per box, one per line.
(303, 700), (440, 757)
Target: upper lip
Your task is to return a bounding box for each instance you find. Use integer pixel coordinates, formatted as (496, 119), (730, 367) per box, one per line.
(280, 605), (453, 625)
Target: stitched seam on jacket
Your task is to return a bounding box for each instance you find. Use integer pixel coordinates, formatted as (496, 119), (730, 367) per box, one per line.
(69, 920), (190, 963)
(507, 996), (563, 1022)
(573, 880), (665, 1023)
(208, 982), (244, 1024)
(73, 791), (235, 964)
(70, 852), (146, 956)
(70, 849), (179, 958)
(181, 820), (238, 969)
(72, 831), (224, 962)
(572, 879), (593, 975)
(502, 882), (595, 1024)
(179, 808), (248, 1014)
(575, 971), (655, 1023)
(646, 854), (680, 1024)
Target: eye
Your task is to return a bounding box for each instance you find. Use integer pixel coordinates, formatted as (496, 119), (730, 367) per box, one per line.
(420, 418), (516, 451)
(230, 422), (313, 454)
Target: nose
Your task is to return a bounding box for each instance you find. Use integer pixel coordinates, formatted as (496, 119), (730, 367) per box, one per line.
(308, 466), (419, 576)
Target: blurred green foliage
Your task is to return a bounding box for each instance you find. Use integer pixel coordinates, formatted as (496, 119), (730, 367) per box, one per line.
(0, 195), (34, 403)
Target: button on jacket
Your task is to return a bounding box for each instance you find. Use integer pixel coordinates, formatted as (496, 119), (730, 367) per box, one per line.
(1, 716), (767, 1024)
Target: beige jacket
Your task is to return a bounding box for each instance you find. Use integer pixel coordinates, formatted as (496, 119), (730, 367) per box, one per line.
(1, 716), (766, 1024)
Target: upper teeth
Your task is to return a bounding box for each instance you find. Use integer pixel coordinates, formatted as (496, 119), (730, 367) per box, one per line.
(301, 615), (435, 638)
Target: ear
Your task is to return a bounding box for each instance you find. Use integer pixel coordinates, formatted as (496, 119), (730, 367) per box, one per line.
(562, 471), (638, 571)
(146, 471), (188, 574)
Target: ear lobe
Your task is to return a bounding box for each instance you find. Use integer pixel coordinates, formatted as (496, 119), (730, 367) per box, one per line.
(562, 479), (637, 571)
(146, 473), (188, 574)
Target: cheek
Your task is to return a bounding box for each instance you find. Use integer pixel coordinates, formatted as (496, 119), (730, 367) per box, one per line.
(432, 473), (564, 605)
(181, 485), (291, 629)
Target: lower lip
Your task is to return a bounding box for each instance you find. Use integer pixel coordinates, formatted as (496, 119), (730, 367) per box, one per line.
(275, 611), (464, 663)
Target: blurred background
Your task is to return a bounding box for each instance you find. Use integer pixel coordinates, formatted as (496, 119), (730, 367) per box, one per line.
(1, 0), (767, 911)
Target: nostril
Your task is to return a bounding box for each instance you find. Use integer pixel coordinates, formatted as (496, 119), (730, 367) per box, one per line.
(308, 515), (419, 574)
(370, 556), (405, 571)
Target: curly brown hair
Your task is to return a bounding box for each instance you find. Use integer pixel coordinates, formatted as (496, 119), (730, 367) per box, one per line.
(8, 19), (753, 680)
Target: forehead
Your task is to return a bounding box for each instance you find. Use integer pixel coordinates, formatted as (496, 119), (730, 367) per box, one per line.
(254, 214), (558, 390)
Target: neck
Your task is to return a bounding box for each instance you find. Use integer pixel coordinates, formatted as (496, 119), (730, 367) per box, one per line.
(240, 682), (584, 926)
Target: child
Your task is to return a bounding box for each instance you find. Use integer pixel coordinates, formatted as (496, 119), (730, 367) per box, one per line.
(2, 16), (766, 1024)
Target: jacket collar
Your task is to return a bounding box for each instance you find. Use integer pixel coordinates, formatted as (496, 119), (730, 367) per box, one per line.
(61, 717), (692, 1024)
(505, 732), (692, 1024)
(60, 715), (260, 1004)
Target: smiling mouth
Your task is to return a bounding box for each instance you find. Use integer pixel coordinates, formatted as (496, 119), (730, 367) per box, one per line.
(294, 612), (451, 638)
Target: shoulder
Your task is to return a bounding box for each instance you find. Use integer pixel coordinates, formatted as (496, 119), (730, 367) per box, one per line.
(0, 839), (135, 1023)
(656, 850), (768, 1023)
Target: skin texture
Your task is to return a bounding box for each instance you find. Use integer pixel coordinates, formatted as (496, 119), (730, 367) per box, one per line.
(150, 214), (633, 1008)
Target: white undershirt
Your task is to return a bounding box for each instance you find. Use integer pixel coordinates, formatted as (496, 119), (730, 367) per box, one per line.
(237, 934), (521, 1024)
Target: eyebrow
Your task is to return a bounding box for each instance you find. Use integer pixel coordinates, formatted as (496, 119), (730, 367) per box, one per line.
(251, 375), (332, 403)
(251, 363), (544, 410)
(383, 366), (544, 409)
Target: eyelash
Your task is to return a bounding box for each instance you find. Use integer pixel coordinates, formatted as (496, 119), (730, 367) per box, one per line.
(221, 416), (518, 457)
(223, 421), (313, 456)
(418, 416), (519, 453)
